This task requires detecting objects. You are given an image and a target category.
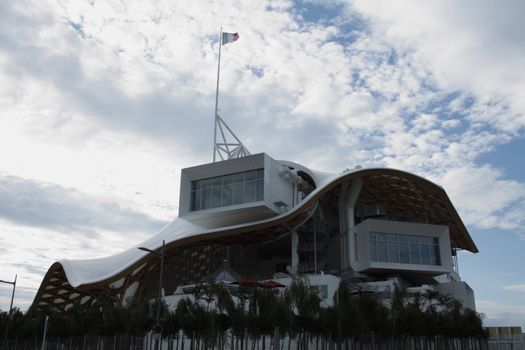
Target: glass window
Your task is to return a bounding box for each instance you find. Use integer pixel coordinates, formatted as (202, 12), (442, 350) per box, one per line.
(190, 169), (264, 211)
(369, 232), (441, 266)
(432, 245), (441, 265)
(388, 241), (399, 263)
(369, 238), (377, 261)
(245, 170), (257, 181)
(256, 178), (264, 201)
(233, 182), (244, 205)
(211, 186), (222, 208)
(419, 236), (433, 245)
(420, 244), (431, 265)
(223, 175), (233, 185)
(377, 240), (388, 262)
(409, 243), (420, 264)
(202, 189), (211, 209)
(194, 188), (201, 210)
(245, 180), (256, 202)
(429, 245), (436, 266)
(222, 183), (233, 207)
(202, 179), (211, 190)
(399, 240), (409, 264)
(233, 173), (244, 182)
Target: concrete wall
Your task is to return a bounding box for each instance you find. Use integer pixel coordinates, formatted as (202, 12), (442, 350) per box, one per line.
(436, 281), (476, 311)
(264, 154), (296, 212)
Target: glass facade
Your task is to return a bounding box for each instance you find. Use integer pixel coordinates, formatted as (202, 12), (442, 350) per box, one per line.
(369, 232), (441, 266)
(190, 169), (264, 211)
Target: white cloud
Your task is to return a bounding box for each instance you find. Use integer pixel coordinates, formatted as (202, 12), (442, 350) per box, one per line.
(0, 219), (150, 309)
(477, 300), (525, 329)
(440, 166), (525, 229)
(502, 284), (525, 293)
(0, 174), (167, 234)
(0, 110), (184, 221)
(350, 0), (525, 131)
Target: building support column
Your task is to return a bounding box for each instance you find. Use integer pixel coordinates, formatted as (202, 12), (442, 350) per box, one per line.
(339, 178), (362, 270)
(338, 183), (350, 270)
(291, 231), (299, 274)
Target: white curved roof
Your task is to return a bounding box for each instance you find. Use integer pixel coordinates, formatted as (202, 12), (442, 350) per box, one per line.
(60, 166), (339, 288)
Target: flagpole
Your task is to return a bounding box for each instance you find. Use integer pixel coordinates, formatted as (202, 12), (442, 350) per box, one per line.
(213, 27), (223, 162)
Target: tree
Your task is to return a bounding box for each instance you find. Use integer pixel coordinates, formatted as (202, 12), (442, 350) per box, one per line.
(284, 279), (321, 333)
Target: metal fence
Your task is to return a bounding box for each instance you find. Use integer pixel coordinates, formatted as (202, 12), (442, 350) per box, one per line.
(2, 331), (489, 350)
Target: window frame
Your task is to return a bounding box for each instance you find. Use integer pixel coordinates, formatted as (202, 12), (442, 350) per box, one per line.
(190, 168), (264, 211)
(369, 231), (441, 266)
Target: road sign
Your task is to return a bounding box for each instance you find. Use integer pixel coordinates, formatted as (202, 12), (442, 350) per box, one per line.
(153, 323), (163, 334)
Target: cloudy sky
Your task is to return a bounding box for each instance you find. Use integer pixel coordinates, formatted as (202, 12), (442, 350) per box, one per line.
(1, 0), (524, 328)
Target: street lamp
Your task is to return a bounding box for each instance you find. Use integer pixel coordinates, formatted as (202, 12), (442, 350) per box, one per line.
(138, 240), (165, 350)
(1, 274), (17, 349)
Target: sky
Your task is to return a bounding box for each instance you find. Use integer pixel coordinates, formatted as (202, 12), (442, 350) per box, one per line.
(0, 0), (524, 328)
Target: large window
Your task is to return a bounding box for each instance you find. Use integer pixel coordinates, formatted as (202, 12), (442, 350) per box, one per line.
(190, 169), (264, 211)
(369, 232), (441, 266)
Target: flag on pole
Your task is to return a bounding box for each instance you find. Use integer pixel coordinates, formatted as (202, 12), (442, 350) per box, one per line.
(222, 32), (239, 45)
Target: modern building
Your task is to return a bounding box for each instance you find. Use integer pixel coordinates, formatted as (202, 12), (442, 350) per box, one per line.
(487, 327), (525, 350)
(32, 153), (478, 311)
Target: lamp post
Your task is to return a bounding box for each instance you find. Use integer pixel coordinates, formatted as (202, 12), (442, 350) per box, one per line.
(1, 274), (17, 349)
(40, 315), (49, 350)
(138, 240), (165, 350)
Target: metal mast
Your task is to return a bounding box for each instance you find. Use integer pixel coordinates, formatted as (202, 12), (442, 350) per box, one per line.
(213, 28), (250, 162)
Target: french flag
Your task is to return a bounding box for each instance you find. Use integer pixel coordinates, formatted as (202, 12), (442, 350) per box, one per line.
(222, 32), (239, 45)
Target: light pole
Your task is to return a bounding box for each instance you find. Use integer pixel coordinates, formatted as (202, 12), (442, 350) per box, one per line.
(40, 315), (49, 350)
(1, 274), (17, 349)
(138, 240), (165, 350)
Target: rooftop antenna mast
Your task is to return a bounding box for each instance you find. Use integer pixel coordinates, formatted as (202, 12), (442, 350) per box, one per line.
(213, 28), (250, 162)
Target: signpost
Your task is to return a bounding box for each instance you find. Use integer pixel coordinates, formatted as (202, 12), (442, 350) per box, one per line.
(1, 274), (17, 349)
